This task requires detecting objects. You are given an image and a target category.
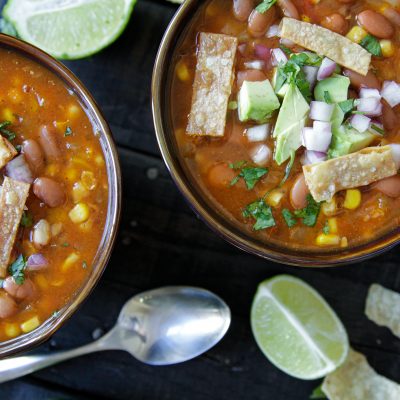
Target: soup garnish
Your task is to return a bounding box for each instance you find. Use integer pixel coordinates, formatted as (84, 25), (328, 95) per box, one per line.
(171, 0), (400, 250)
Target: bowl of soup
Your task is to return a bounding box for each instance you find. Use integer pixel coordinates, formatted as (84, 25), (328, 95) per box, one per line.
(0, 34), (121, 357)
(153, 0), (400, 266)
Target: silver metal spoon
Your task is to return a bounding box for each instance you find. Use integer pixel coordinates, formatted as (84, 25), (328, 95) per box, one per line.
(0, 286), (231, 383)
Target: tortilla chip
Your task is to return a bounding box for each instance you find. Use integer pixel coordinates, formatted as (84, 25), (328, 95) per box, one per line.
(303, 146), (397, 202)
(279, 18), (371, 75)
(0, 136), (17, 170)
(322, 349), (400, 400)
(365, 284), (400, 338)
(187, 32), (238, 137)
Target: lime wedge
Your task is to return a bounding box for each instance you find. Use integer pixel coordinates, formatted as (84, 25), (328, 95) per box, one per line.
(3, 0), (137, 59)
(251, 275), (349, 380)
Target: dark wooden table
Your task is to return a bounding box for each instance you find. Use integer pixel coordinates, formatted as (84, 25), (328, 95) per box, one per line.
(1, 1), (400, 399)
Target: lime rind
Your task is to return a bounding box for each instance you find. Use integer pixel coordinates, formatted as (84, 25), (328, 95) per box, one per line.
(3, 0), (137, 59)
(251, 275), (349, 380)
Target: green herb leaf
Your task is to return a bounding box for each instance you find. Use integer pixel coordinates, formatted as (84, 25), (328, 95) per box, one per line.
(64, 126), (73, 137)
(310, 384), (327, 399)
(360, 34), (382, 57)
(294, 194), (321, 227)
(282, 209), (297, 227)
(279, 44), (292, 56)
(82, 261), (88, 269)
(15, 144), (22, 153)
(229, 160), (247, 170)
(20, 211), (33, 228)
(243, 199), (276, 230)
(62, 242), (70, 247)
(338, 99), (354, 115)
(371, 124), (385, 135)
(255, 0), (277, 13)
(324, 91), (332, 104)
(229, 163), (268, 190)
(0, 120), (16, 141)
(323, 221), (330, 235)
(280, 150), (295, 186)
(8, 254), (27, 285)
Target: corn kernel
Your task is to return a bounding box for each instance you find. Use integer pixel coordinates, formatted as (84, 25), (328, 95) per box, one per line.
(94, 154), (104, 167)
(266, 189), (285, 208)
(346, 26), (368, 44)
(72, 157), (91, 169)
(301, 14), (311, 22)
(316, 233), (341, 246)
(176, 60), (191, 82)
(34, 274), (49, 290)
(328, 218), (338, 234)
(51, 222), (63, 237)
(341, 237), (348, 248)
(21, 316), (40, 333)
(65, 168), (79, 181)
(4, 323), (20, 338)
(62, 252), (80, 272)
(380, 40), (395, 57)
(72, 181), (90, 203)
(67, 104), (80, 119)
(81, 171), (97, 190)
(69, 203), (90, 224)
(344, 189), (361, 210)
(3, 108), (16, 123)
(45, 163), (60, 177)
(322, 197), (337, 216)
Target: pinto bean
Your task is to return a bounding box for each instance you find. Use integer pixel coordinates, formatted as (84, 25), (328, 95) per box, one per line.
(381, 100), (399, 131)
(33, 177), (66, 207)
(277, 0), (299, 20)
(290, 174), (309, 210)
(22, 139), (45, 176)
(237, 69), (266, 88)
(321, 13), (348, 35)
(39, 125), (62, 161)
(208, 164), (238, 188)
(248, 8), (277, 37)
(357, 10), (394, 39)
(373, 175), (400, 198)
(3, 277), (36, 301)
(0, 292), (17, 318)
(233, 0), (254, 22)
(343, 69), (381, 90)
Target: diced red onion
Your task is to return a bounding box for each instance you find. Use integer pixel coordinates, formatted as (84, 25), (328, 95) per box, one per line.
(350, 114), (371, 133)
(301, 150), (327, 165)
(266, 25), (280, 38)
(5, 154), (33, 184)
(250, 144), (271, 166)
(310, 101), (335, 122)
(313, 121), (332, 134)
(356, 97), (383, 116)
(389, 144), (400, 169)
(359, 88), (381, 99)
(302, 127), (332, 152)
(244, 60), (265, 70)
(271, 48), (288, 66)
(254, 44), (271, 61)
(381, 81), (400, 108)
(280, 38), (295, 47)
(245, 124), (270, 142)
(27, 254), (48, 271)
(303, 66), (319, 89)
(317, 57), (336, 81)
(238, 43), (247, 55)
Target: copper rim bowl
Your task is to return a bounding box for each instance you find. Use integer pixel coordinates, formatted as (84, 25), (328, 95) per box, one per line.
(0, 34), (121, 357)
(152, 0), (400, 267)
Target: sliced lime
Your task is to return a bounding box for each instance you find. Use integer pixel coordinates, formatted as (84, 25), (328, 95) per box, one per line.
(251, 275), (349, 380)
(3, 0), (137, 59)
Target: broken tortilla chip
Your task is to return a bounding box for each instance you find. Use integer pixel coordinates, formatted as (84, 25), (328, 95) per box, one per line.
(279, 18), (371, 75)
(365, 283), (400, 338)
(322, 349), (400, 400)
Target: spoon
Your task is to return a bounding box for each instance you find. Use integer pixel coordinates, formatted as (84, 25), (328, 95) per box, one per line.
(0, 286), (231, 383)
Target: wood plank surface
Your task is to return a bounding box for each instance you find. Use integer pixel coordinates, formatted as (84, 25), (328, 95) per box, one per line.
(1, 0), (400, 399)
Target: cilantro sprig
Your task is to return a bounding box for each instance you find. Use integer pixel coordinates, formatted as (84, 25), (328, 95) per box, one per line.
(310, 384), (327, 399)
(0, 121), (16, 141)
(229, 161), (268, 190)
(243, 199), (276, 231)
(21, 211), (33, 228)
(282, 209), (297, 227)
(8, 254), (27, 285)
(256, 0), (277, 13)
(294, 194), (321, 227)
(360, 35), (382, 57)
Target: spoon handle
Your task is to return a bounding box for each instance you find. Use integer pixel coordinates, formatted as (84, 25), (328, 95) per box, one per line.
(0, 331), (117, 384)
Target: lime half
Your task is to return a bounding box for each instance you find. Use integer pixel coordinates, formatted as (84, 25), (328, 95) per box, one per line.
(3, 0), (137, 59)
(251, 275), (349, 380)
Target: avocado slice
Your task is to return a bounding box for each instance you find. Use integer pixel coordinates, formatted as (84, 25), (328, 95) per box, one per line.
(271, 67), (289, 98)
(274, 83), (310, 165)
(328, 124), (375, 159)
(238, 79), (280, 123)
(314, 75), (350, 103)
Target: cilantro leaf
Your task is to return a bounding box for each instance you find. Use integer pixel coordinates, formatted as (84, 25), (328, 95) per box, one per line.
(280, 150), (295, 186)
(256, 0), (277, 13)
(360, 34), (382, 57)
(64, 126), (73, 137)
(310, 384), (327, 399)
(323, 221), (330, 235)
(0, 120), (15, 141)
(338, 99), (354, 115)
(230, 163), (268, 190)
(324, 91), (332, 104)
(229, 160), (247, 170)
(371, 124), (385, 135)
(8, 254), (27, 285)
(243, 199), (276, 230)
(294, 194), (321, 227)
(20, 211), (33, 228)
(279, 44), (292, 56)
(282, 209), (297, 227)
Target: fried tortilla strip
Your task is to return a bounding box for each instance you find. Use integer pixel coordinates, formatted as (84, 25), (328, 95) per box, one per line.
(279, 18), (371, 75)
(303, 146), (397, 202)
(365, 283), (400, 338)
(0, 177), (30, 277)
(187, 32), (238, 137)
(322, 349), (400, 400)
(0, 136), (17, 169)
